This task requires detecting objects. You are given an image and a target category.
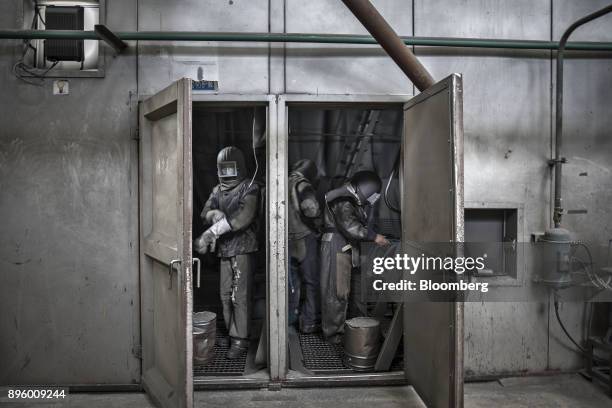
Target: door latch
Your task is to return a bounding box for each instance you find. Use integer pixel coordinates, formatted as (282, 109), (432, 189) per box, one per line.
(169, 259), (181, 289)
(193, 257), (201, 288)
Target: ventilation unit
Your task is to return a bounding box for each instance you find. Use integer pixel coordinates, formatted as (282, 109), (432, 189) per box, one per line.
(44, 6), (85, 62)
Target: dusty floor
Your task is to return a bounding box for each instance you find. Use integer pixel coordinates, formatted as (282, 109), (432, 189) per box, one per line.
(464, 374), (611, 408)
(0, 374), (609, 407)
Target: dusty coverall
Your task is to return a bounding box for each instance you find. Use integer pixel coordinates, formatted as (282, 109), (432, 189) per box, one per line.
(288, 170), (322, 330)
(202, 179), (260, 340)
(320, 198), (377, 341)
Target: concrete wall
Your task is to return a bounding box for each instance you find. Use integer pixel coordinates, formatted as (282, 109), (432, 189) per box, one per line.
(1, 0), (611, 383)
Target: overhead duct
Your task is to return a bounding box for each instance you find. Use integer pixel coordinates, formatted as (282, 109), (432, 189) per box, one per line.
(340, 0), (434, 91)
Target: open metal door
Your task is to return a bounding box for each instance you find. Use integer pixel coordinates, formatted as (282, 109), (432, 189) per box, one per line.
(402, 74), (464, 408)
(139, 78), (193, 408)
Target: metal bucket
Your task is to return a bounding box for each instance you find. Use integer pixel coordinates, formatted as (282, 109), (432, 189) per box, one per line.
(193, 311), (216, 365)
(343, 317), (381, 372)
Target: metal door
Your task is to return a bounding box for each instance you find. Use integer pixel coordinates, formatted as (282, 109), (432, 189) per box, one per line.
(402, 74), (464, 408)
(139, 78), (193, 408)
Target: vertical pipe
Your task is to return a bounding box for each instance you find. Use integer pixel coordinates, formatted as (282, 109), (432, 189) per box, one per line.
(553, 4), (612, 228)
(341, 0), (435, 91)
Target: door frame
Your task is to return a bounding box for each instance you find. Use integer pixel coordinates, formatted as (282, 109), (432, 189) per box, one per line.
(188, 93), (278, 388)
(277, 94), (413, 385)
(137, 89), (464, 397)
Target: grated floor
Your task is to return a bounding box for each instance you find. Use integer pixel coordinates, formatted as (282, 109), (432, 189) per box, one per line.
(193, 326), (247, 376)
(300, 333), (349, 374)
(298, 332), (404, 374)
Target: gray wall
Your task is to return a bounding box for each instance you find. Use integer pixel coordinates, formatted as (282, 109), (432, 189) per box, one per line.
(0, 0), (140, 385)
(1, 0), (611, 383)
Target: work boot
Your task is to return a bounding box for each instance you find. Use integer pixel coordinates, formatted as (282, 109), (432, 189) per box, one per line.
(299, 321), (321, 334)
(226, 338), (249, 359)
(216, 336), (230, 348)
(326, 334), (342, 345)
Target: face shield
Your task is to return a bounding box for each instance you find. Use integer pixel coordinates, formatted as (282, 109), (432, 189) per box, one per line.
(218, 161), (238, 179)
(366, 192), (381, 205)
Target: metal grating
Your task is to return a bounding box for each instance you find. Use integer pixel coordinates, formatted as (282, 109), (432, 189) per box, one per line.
(300, 333), (350, 374)
(299, 332), (404, 374)
(193, 326), (247, 377)
(44, 6), (84, 62)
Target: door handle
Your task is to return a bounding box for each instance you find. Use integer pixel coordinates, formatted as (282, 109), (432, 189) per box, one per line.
(193, 258), (201, 288)
(169, 259), (181, 289)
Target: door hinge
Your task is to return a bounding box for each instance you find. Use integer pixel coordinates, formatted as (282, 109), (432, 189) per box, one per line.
(132, 344), (142, 359)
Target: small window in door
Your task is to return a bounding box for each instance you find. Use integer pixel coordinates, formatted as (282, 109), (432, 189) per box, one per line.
(465, 208), (518, 278)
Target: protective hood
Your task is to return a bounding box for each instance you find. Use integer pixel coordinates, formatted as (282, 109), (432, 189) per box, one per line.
(349, 171), (382, 206)
(325, 184), (360, 207)
(290, 159), (319, 186)
(217, 146), (247, 190)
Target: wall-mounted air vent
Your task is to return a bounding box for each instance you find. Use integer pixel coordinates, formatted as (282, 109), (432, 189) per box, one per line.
(44, 6), (85, 62)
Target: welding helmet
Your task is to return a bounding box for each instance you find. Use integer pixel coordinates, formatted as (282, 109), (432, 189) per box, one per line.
(217, 146), (246, 188)
(349, 171), (382, 206)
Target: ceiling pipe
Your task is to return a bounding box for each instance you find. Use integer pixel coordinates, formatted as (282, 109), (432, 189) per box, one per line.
(552, 3), (612, 228)
(1, 30), (612, 51)
(341, 0), (434, 91)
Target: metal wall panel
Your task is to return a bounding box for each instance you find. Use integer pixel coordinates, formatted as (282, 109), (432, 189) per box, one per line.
(0, 0), (140, 385)
(415, 0), (550, 40)
(139, 79), (193, 408)
(414, 0), (554, 376)
(285, 0), (414, 94)
(137, 0), (270, 95)
(402, 75), (464, 408)
(1, 0), (611, 385)
(548, 0), (612, 371)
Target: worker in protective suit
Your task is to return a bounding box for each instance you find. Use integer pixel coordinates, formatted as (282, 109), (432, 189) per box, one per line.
(194, 146), (260, 359)
(288, 159), (322, 333)
(321, 171), (389, 344)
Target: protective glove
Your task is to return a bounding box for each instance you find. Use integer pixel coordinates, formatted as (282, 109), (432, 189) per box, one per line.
(208, 216), (232, 237)
(194, 230), (216, 254)
(193, 217), (232, 254)
(205, 209), (225, 224)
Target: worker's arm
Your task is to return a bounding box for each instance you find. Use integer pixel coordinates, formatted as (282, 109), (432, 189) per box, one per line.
(201, 186), (224, 224)
(331, 200), (377, 242)
(297, 181), (322, 230)
(225, 184), (260, 232)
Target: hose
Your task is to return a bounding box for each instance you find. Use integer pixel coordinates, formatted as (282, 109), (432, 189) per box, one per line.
(383, 151), (401, 213)
(573, 242), (612, 290)
(553, 298), (607, 364)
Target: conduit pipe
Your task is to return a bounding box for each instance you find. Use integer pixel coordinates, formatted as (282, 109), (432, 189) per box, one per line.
(1, 30), (611, 51)
(552, 3), (612, 228)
